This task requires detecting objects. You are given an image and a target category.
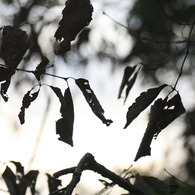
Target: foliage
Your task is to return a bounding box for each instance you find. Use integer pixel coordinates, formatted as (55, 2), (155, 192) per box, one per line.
(0, 0), (195, 194)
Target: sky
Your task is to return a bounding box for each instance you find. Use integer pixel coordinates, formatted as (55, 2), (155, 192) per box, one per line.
(0, 0), (192, 194)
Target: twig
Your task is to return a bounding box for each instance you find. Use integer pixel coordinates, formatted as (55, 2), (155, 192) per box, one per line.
(164, 169), (195, 192)
(173, 20), (195, 90)
(158, 0), (194, 25)
(103, 12), (193, 44)
(53, 153), (147, 195)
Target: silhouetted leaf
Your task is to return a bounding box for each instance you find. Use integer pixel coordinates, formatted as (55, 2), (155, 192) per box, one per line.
(135, 94), (185, 161)
(56, 87), (74, 146)
(1, 26), (30, 70)
(2, 166), (18, 195)
(124, 67), (140, 103)
(47, 174), (62, 194)
(54, 0), (93, 54)
(118, 66), (137, 99)
(75, 78), (113, 126)
(10, 161), (24, 177)
(33, 56), (49, 81)
(19, 170), (39, 195)
(0, 67), (14, 81)
(50, 86), (65, 106)
(1, 77), (11, 102)
(18, 88), (40, 124)
(124, 84), (168, 129)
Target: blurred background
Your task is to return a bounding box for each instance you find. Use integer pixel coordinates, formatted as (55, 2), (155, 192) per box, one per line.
(0, 0), (195, 194)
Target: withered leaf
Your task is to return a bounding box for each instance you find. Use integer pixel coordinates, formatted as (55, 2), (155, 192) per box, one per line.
(18, 89), (40, 124)
(3, 166), (18, 195)
(1, 77), (11, 102)
(50, 86), (65, 106)
(33, 56), (49, 81)
(124, 84), (168, 129)
(18, 170), (39, 195)
(118, 66), (137, 99)
(75, 78), (113, 126)
(47, 174), (62, 194)
(1, 26), (30, 70)
(56, 87), (74, 146)
(124, 67), (140, 103)
(54, 0), (93, 54)
(134, 94), (185, 161)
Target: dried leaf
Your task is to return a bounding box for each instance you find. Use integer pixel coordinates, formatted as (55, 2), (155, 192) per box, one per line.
(50, 86), (65, 106)
(124, 67), (140, 103)
(47, 174), (62, 194)
(1, 77), (11, 102)
(1, 26), (30, 70)
(134, 98), (168, 161)
(10, 161), (24, 177)
(135, 94), (185, 161)
(18, 89), (40, 124)
(54, 0), (93, 54)
(55, 87), (74, 146)
(33, 56), (49, 81)
(75, 78), (113, 126)
(18, 170), (39, 195)
(2, 166), (18, 195)
(118, 66), (137, 99)
(124, 84), (168, 129)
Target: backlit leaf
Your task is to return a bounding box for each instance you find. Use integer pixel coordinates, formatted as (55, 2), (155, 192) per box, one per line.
(118, 66), (137, 99)
(124, 84), (168, 129)
(75, 78), (113, 126)
(18, 88), (40, 124)
(2, 166), (18, 195)
(33, 56), (49, 81)
(47, 174), (62, 194)
(134, 94), (185, 161)
(54, 0), (93, 54)
(1, 26), (30, 70)
(56, 87), (74, 146)
(124, 67), (140, 103)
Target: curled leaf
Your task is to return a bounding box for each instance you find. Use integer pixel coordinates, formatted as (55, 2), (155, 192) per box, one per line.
(118, 66), (137, 99)
(18, 88), (40, 124)
(54, 0), (93, 54)
(50, 86), (74, 146)
(33, 56), (49, 81)
(124, 67), (140, 103)
(124, 84), (168, 129)
(75, 78), (113, 126)
(56, 88), (74, 146)
(134, 93), (185, 161)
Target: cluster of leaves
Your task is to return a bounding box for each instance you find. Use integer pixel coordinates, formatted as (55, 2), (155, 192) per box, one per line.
(2, 161), (61, 195)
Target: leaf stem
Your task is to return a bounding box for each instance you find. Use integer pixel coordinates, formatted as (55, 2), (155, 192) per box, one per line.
(173, 20), (195, 90)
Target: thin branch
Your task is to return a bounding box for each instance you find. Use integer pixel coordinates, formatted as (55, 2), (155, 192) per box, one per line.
(173, 20), (195, 90)
(103, 12), (194, 44)
(158, 0), (194, 25)
(164, 169), (195, 192)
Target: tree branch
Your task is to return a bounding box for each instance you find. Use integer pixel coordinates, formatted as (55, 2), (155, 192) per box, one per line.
(53, 153), (147, 195)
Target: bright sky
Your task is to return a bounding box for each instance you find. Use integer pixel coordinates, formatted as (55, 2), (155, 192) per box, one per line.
(0, 0), (192, 194)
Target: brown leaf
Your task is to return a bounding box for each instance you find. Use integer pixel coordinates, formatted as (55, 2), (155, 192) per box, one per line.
(54, 0), (93, 54)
